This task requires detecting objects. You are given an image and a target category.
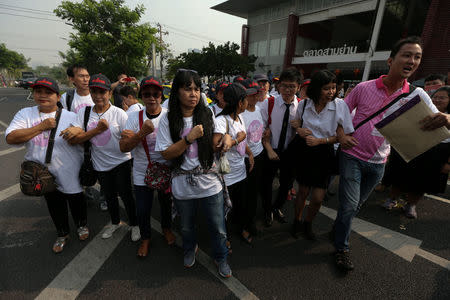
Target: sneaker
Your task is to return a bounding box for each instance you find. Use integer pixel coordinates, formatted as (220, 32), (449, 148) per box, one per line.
(102, 223), (121, 239)
(100, 201), (108, 211)
(264, 212), (273, 227)
(335, 251), (354, 271)
(215, 260), (232, 278)
(382, 198), (397, 210)
(303, 221), (316, 241)
(77, 226), (89, 241)
(184, 245), (198, 268)
(403, 203), (417, 219)
(52, 235), (69, 253)
(131, 226), (141, 242)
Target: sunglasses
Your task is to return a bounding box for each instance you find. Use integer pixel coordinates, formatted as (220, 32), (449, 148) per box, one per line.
(142, 92), (161, 98)
(177, 68), (198, 74)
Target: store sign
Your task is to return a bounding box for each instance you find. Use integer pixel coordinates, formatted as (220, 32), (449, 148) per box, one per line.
(303, 44), (358, 57)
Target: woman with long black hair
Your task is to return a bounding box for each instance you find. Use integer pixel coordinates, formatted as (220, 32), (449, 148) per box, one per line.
(290, 70), (354, 239)
(155, 69), (233, 278)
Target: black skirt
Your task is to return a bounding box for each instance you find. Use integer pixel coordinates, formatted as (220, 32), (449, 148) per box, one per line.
(290, 136), (336, 189)
(384, 143), (450, 194)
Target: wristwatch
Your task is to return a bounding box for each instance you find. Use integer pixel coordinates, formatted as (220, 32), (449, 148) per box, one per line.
(184, 136), (192, 145)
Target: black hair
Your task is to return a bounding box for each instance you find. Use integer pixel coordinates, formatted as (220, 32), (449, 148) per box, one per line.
(167, 70), (214, 170)
(66, 64), (88, 77)
(336, 73), (344, 85)
(119, 85), (136, 98)
(425, 74), (447, 84)
(279, 67), (303, 84)
(306, 69), (337, 104)
(390, 36), (423, 58)
(217, 83), (246, 119)
(431, 86), (450, 113)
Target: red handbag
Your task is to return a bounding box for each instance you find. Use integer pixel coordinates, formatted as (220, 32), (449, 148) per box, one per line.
(139, 110), (171, 191)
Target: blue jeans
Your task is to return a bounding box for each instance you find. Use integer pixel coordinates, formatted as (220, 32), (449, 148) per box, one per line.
(174, 191), (228, 263)
(334, 152), (385, 251)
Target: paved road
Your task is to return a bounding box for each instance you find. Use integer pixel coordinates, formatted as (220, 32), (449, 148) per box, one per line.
(0, 87), (449, 299)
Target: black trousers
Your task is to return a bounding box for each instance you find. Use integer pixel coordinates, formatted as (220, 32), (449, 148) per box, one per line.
(245, 152), (264, 229)
(44, 190), (87, 237)
(97, 160), (137, 226)
(261, 149), (296, 214)
(226, 178), (247, 238)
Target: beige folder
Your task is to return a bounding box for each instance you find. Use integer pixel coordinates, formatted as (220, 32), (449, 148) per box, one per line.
(375, 95), (450, 162)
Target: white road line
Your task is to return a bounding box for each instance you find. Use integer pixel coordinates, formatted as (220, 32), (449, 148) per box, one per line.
(0, 97), (7, 102)
(0, 120), (8, 128)
(0, 146), (25, 157)
(35, 224), (129, 300)
(0, 183), (20, 202)
(320, 205), (450, 269)
(150, 218), (259, 300)
(424, 193), (450, 205)
(416, 248), (450, 271)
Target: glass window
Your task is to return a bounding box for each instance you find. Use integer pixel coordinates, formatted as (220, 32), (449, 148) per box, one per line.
(258, 40), (267, 57)
(280, 37), (287, 55)
(270, 38), (280, 56)
(248, 42), (257, 56)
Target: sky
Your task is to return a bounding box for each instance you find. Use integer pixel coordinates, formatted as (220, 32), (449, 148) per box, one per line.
(0, 0), (245, 67)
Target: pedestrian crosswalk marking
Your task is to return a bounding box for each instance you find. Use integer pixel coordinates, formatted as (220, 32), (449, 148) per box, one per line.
(0, 146), (25, 157)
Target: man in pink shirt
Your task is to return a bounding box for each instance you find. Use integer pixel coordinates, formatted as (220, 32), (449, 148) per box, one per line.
(332, 36), (443, 271)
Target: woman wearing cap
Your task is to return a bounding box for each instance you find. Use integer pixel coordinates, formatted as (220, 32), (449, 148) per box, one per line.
(241, 79), (265, 236)
(61, 74), (140, 242)
(6, 77), (88, 253)
(290, 70), (354, 239)
(214, 83), (254, 246)
(210, 82), (229, 116)
(155, 69), (233, 278)
(119, 76), (175, 257)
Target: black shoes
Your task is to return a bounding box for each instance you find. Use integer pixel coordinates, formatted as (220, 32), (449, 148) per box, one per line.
(272, 209), (287, 224)
(291, 220), (302, 239)
(303, 221), (316, 241)
(335, 251), (354, 271)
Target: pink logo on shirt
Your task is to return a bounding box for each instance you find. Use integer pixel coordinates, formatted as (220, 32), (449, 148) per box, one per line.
(247, 120), (263, 143)
(87, 121), (111, 146)
(75, 103), (90, 113)
(146, 128), (158, 151)
(236, 140), (246, 156)
(181, 128), (198, 158)
(31, 121), (49, 147)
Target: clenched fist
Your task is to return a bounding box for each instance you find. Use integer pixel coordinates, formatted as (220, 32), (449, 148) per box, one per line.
(236, 131), (246, 143)
(187, 124), (203, 142)
(39, 118), (56, 131)
(140, 119), (154, 136)
(96, 119), (109, 132)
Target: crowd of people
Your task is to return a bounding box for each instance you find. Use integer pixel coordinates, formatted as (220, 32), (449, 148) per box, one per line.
(5, 36), (450, 276)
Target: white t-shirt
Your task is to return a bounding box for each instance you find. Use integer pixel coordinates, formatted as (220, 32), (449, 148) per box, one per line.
(214, 115), (247, 186)
(210, 104), (223, 116)
(296, 98), (354, 138)
(60, 90), (94, 113)
(74, 104), (131, 172)
(5, 107), (84, 194)
(126, 103), (143, 116)
(155, 114), (222, 200)
(125, 107), (168, 186)
(240, 107), (264, 157)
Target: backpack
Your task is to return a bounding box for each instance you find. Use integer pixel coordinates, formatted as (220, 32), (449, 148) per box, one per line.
(65, 89), (75, 112)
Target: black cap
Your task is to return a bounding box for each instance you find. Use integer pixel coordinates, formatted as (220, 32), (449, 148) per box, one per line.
(216, 82), (229, 93)
(253, 74), (269, 82)
(233, 76), (244, 83)
(31, 77), (60, 94)
(242, 79), (261, 95)
(140, 76), (163, 91)
(89, 74), (111, 90)
(223, 83), (247, 104)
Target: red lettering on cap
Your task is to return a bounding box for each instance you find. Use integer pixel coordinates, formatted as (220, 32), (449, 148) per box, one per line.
(37, 80), (53, 85)
(145, 79), (159, 85)
(92, 78), (106, 84)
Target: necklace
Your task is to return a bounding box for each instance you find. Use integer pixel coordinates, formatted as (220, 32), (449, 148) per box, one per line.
(94, 103), (110, 119)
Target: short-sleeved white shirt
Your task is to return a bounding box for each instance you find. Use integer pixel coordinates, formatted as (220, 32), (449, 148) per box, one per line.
(126, 103), (143, 116)
(296, 98), (354, 138)
(214, 115), (247, 186)
(74, 104), (131, 172)
(125, 107), (168, 186)
(240, 107), (264, 157)
(5, 107), (84, 194)
(60, 90), (94, 113)
(155, 114), (222, 200)
(210, 104), (223, 117)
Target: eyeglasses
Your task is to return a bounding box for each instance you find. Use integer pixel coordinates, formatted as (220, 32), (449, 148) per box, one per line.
(142, 92), (161, 98)
(177, 68), (198, 74)
(280, 84), (298, 90)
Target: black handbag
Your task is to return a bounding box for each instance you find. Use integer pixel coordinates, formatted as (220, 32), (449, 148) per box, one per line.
(79, 106), (97, 186)
(20, 107), (62, 196)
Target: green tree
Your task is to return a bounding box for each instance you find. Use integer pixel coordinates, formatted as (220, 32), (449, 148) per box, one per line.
(54, 0), (158, 80)
(0, 43), (28, 74)
(33, 65), (68, 84)
(166, 42), (257, 80)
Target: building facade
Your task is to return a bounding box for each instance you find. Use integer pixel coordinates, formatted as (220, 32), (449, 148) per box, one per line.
(212, 0), (448, 82)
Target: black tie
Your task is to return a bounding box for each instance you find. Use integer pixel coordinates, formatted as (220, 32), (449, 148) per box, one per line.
(277, 103), (291, 152)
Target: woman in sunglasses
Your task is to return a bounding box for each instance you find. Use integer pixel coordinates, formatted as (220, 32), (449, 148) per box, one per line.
(119, 76), (176, 257)
(155, 69), (233, 278)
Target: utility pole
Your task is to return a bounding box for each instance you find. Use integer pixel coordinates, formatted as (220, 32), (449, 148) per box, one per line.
(156, 23), (168, 82)
(152, 43), (156, 77)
